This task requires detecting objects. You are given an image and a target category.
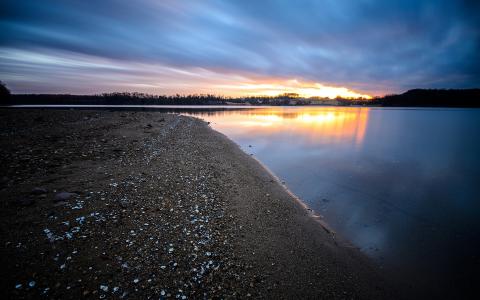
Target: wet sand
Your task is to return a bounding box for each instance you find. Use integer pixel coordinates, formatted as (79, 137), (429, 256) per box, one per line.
(0, 109), (396, 299)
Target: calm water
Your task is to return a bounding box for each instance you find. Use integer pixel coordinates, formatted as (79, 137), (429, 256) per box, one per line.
(182, 106), (480, 295)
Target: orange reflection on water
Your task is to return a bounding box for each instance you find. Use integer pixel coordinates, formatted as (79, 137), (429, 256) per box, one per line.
(200, 107), (370, 147)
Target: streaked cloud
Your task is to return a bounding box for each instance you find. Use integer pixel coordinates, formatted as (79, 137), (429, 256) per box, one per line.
(1, 0), (479, 96)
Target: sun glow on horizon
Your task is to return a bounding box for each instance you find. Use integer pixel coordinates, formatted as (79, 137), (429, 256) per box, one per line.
(215, 79), (372, 99)
(0, 48), (375, 98)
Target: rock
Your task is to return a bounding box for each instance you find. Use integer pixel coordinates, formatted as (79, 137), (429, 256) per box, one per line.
(119, 199), (129, 208)
(53, 192), (76, 203)
(100, 285), (109, 292)
(31, 187), (48, 195)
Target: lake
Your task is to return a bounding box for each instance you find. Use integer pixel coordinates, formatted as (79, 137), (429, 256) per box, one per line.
(181, 106), (480, 296)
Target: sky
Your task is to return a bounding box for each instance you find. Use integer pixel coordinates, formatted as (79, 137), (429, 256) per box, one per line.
(1, 0), (479, 98)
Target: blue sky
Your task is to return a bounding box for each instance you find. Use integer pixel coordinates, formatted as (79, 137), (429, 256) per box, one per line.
(1, 0), (479, 96)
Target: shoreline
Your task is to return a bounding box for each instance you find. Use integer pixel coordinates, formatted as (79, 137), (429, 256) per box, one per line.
(0, 109), (397, 299)
(221, 135), (339, 239)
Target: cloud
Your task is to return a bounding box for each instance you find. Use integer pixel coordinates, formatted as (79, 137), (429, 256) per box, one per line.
(1, 0), (479, 95)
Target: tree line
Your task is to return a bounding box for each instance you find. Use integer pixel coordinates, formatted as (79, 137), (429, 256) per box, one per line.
(1, 81), (479, 107)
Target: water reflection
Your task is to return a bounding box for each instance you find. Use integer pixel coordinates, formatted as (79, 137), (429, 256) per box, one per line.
(186, 107), (370, 147)
(183, 106), (480, 298)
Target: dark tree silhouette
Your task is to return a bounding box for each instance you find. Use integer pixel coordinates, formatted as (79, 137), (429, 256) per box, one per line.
(372, 89), (480, 107)
(7, 88), (480, 107)
(0, 81), (11, 103)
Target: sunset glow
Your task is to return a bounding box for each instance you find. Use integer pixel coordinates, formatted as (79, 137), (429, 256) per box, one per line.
(216, 79), (372, 99)
(2, 0), (479, 95)
(0, 48), (373, 98)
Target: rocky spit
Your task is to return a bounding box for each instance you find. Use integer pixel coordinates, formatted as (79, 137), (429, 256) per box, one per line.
(0, 109), (396, 299)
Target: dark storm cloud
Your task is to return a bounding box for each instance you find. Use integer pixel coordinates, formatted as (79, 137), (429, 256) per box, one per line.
(0, 0), (479, 94)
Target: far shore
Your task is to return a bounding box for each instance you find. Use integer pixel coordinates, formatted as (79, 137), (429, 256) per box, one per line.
(0, 109), (397, 299)
(3, 88), (480, 107)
